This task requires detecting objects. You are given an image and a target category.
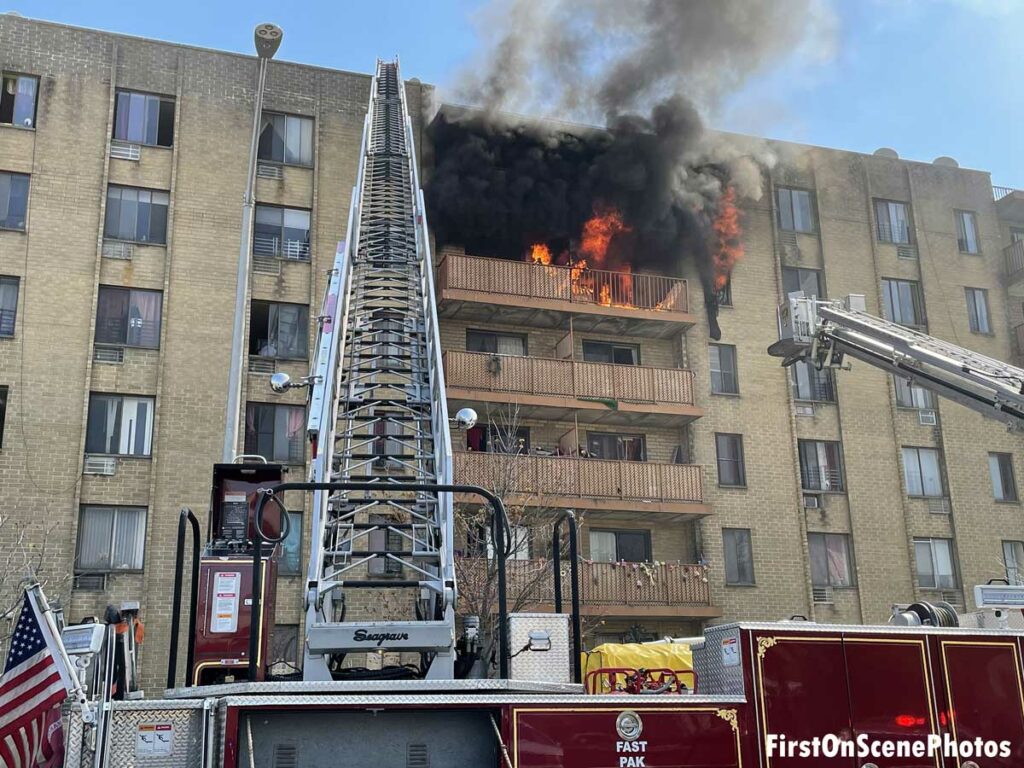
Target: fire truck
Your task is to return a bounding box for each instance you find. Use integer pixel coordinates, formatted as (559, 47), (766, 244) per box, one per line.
(58, 57), (1024, 768)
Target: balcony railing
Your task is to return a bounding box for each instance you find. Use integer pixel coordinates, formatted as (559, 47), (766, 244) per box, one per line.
(438, 252), (689, 314)
(253, 234), (311, 261)
(443, 350), (695, 406)
(454, 451), (704, 504)
(457, 558), (712, 609)
(0, 308), (14, 337)
(1005, 241), (1024, 280)
(994, 186), (1017, 201)
(1015, 323), (1024, 356)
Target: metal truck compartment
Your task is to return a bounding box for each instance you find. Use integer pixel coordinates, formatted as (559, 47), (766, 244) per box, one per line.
(230, 708), (498, 767)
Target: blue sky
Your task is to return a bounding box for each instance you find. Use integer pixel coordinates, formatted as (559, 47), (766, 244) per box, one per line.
(18, 0), (1024, 187)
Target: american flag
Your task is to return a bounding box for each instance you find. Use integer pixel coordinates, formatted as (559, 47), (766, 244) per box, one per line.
(0, 590), (71, 768)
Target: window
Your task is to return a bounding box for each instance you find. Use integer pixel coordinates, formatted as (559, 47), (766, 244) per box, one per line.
(95, 287), (162, 349)
(590, 530), (651, 563)
(965, 287), (991, 334)
(85, 394), (154, 457)
(715, 279), (732, 307)
(913, 538), (958, 589)
(881, 278), (925, 328)
(0, 74), (38, 128)
(0, 276), (19, 337)
(989, 453), (1018, 502)
(254, 205), (311, 260)
(586, 432), (646, 462)
(466, 329), (526, 356)
(894, 376), (936, 410)
(1012, 227), (1024, 244)
(467, 522), (531, 560)
(465, 424), (530, 454)
(776, 187), (817, 233)
(0, 385), (7, 449)
(874, 199), (912, 244)
(113, 91), (174, 147)
(723, 528), (754, 585)
(791, 360), (835, 402)
(1004, 541), (1024, 585)
(955, 210), (979, 254)
(75, 506), (147, 572)
(250, 301), (309, 360)
(244, 402), (305, 464)
(782, 267), (824, 299)
(258, 112), (314, 166)
(280, 511), (302, 574)
(901, 447), (945, 498)
(709, 344), (738, 394)
(269, 625), (299, 674)
(104, 186), (169, 244)
(582, 340), (640, 365)
(808, 533), (854, 587)
(0, 172), (29, 230)
(368, 514), (404, 575)
(798, 440), (845, 492)
(716, 433), (746, 487)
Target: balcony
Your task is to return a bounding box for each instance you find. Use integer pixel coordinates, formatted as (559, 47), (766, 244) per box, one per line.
(1006, 241), (1024, 296)
(436, 250), (695, 338)
(443, 351), (702, 427)
(453, 451), (708, 517)
(1014, 323), (1024, 358)
(995, 186), (1024, 222)
(457, 558), (719, 619)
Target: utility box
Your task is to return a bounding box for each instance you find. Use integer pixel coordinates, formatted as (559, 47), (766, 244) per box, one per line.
(508, 612), (571, 683)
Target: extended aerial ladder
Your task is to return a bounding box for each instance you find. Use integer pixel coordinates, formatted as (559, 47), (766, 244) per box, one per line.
(769, 293), (1024, 430)
(296, 60), (458, 680)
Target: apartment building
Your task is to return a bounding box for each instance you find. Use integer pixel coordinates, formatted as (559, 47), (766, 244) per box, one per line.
(1, 14), (1023, 688)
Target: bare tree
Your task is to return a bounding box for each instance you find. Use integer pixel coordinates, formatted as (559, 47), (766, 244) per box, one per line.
(453, 404), (590, 674)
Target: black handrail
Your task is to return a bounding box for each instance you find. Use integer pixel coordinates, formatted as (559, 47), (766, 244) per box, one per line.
(248, 481), (510, 682)
(552, 511), (582, 683)
(167, 507), (201, 689)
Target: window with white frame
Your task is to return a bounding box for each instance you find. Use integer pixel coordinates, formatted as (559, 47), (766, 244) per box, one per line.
(901, 447), (945, 498)
(723, 528), (755, 585)
(582, 340), (640, 365)
(798, 440), (845, 492)
(113, 90), (175, 147)
(913, 538), (958, 589)
(874, 199), (913, 244)
(258, 112), (314, 166)
(894, 376), (936, 410)
(75, 505), (147, 572)
(249, 301), (309, 360)
(965, 287), (991, 334)
(0, 73), (38, 128)
(955, 210), (979, 254)
(776, 187), (817, 233)
(0, 276), (19, 337)
(466, 329), (527, 356)
(808, 532), (854, 587)
(989, 453), (1018, 502)
(590, 529), (651, 563)
(85, 394), (154, 457)
(0, 172), (29, 231)
(709, 344), (739, 394)
(1004, 540), (1024, 585)
(104, 186), (169, 244)
(881, 278), (925, 328)
(254, 205), (311, 260)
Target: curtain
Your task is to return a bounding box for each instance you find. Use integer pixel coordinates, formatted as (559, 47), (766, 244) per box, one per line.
(777, 188), (794, 231)
(13, 76), (36, 128)
(111, 507), (146, 570)
(77, 507), (114, 570)
(117, 187), (139, 241)
(826, 536), (851, 586)
(914, 541), (935, 587)
(589, 531), (616, 562)
(127, 290), (161, 348)
(496, 335), (525, 356)
(933, 541), (955, 588)
(919, 449), (943, 496)
(270, 304), (307, 359)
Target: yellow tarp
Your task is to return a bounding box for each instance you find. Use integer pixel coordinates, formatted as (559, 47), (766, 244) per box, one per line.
(582, 642), (693, 693)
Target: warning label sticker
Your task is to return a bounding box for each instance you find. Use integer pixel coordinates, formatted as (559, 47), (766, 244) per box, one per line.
(135, 723), (174, 757)
(211, 571), (241, 633)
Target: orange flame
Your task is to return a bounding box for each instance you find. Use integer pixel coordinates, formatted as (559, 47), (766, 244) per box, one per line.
(711, 185), (743, 291)
(580, 207), (629, 269)
(529, 243), (552, 265)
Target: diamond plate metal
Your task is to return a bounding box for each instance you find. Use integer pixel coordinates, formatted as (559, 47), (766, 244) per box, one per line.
(166, 677), (582, 699)
(508, 613), (571, 684)
(695, 625), (746, 698)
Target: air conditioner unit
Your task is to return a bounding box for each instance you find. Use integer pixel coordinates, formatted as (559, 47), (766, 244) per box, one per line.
(93, 345), (125, 364)
(802, 494), (822, 509)
(927, 497), (951, 514)
(896, 244), (919, 260)
(918, 409), (937, 426)
(812, 585), (834, 604)
(252, 255), (281, 275)
(101, 240), (134, 260)
(249, 356), (277, 375)
(73, 573), (107, 592)
(109, 140), (141, 161)
(256, 162), (283, 180)
(778, 230), (801, 260)
(794, 403), (815, 417)
(83, 455), (117, 476)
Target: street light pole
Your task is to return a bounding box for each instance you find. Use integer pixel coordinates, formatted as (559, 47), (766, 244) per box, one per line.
(223, 23), (283, 463)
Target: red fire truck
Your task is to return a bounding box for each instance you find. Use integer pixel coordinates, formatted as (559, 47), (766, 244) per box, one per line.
(58, 54), (1024, 768)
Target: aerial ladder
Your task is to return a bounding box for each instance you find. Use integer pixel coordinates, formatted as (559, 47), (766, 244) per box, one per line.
(294, 60), (459, 680)
(769, 292), (1024, 430)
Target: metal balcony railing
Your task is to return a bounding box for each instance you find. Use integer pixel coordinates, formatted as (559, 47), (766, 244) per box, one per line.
(443, 350), (695, 406)
(1005, 241), (1024, 281)
(801, 467), (845, 492)
(994, 186), (1017, 201)
(876, 220), (912, 245)
(253, 234), (311, 261)
(454, 451), (704, 504)
(438, 251), (689, 314)
(456, 558), (712, 609)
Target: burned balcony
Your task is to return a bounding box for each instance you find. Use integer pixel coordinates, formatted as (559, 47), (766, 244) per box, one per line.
(456, 559), (718, 619)
(436, 250), (695, 338)
(443, 351), (701, 427)
(453, 451), (708, 517)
